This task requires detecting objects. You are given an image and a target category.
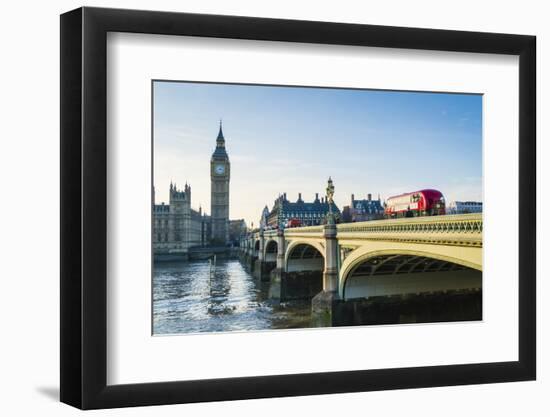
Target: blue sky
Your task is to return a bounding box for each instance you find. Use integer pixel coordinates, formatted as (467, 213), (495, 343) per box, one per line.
(153, 81), (482, 227)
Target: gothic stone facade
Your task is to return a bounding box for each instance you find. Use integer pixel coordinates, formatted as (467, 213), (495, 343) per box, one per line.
(341, 193), (385, 223)
(266, 192), (341, 228)
(153, 183), (210, 257)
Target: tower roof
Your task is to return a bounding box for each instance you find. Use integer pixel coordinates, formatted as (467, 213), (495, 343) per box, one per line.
(217, 120), (225, 141)
(212, 120), (228, 158)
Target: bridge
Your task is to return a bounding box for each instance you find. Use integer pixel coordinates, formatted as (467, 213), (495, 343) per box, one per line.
(239, 213), (482, 326)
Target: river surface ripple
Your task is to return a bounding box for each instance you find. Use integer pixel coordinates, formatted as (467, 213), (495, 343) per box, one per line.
(153, 259), (312, 335)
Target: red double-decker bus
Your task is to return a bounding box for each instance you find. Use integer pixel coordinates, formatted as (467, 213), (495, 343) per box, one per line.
(385, 189), (446, 218)
(285, 218), (302, 228)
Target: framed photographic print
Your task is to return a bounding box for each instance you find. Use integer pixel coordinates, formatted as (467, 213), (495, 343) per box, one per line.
(60, 7), (536, 409)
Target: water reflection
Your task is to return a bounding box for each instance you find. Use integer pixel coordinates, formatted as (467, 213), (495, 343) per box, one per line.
(153, 259), (311, 335)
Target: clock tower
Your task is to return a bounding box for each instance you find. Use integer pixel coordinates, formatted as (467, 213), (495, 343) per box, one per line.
(210, 121), (230, 244)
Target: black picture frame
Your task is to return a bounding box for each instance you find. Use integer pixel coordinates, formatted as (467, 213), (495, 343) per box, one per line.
(60, 6), (536, 410)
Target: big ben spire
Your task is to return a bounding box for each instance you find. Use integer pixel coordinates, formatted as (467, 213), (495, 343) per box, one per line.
(213, 119), (228, 158)
(217, 119), (224, 142)
(210, 120), (230, 244)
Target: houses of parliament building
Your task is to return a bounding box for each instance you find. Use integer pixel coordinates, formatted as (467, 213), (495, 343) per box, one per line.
(153, 122), (234, 260)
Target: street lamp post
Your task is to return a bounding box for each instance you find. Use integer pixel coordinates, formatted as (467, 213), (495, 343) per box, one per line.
(326, 176), (335, 225)
(312, 177), (343, 326)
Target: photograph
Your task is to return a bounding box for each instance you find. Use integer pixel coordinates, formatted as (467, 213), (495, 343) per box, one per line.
(53, 3), (538, 412)
(152, 81), (483, 335)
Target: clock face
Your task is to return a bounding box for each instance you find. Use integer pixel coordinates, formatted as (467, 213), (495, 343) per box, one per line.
(214, 164), (225, 175)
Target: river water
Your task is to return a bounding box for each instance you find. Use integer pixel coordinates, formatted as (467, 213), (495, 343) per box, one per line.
(153, 259), (312, 335)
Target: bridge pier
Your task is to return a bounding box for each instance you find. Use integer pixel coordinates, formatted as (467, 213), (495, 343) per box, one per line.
(331, 289), (482, 326)
(268, 229), (286, 300)
(253, 231), (272, 281)
(311, 221), (345, 327)
(270, 267), (323, 302)
(247, 254), (257, 272)
(239, 238), (257, 271)
(238, 239), (246, 259)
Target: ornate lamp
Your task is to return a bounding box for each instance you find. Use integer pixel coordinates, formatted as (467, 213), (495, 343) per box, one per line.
(326, 177), (335, 225)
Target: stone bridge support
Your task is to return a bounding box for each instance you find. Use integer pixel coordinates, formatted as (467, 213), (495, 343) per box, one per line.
(276, 230), (286, 272)
(268, 229), (287, 300)
(240, 237), (257, 271)
(253, 231), (284, 281)
(238, 240), (247, 262)
(254, 231), (273, 281)
(311, 221), (345, 326)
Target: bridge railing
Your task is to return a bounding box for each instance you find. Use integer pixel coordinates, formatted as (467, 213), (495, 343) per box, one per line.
(283, 225), (324, 238)
(263, 229), (278, 239)
(248, 213), (482, 247)
(337, 213), (481, 231)
(336, 213), (482, 247)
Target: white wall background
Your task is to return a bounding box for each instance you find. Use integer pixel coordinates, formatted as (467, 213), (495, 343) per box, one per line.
(0, 0), (545, 415)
